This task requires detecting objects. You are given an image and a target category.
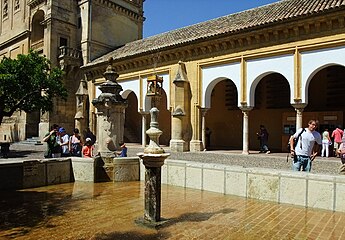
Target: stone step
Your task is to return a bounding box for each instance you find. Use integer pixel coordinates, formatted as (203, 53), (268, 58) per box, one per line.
(21, 137), (43, 145)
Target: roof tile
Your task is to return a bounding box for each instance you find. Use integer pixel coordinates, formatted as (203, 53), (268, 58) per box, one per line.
(87, 0), (345, 67)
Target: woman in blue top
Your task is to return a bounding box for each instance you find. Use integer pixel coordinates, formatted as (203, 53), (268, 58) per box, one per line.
(117, 142), (127, 157)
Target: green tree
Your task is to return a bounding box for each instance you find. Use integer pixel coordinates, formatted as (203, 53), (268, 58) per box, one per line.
(0, 50), (67, 124)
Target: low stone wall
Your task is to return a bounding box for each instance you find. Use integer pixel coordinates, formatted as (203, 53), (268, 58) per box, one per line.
(0, 158), (72, 190)
(113, 157), (140, 182)
(140, 159), (345, 212)
(71, 157), (96, 182)
(0, 157), (140, 190)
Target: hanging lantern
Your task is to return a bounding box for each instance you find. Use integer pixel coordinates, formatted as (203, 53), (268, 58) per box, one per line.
(147, 75), (163, 96)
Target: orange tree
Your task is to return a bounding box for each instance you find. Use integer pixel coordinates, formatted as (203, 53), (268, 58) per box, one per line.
(0, 50), (67, 125)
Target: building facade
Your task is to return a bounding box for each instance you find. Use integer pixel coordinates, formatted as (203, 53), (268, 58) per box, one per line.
(0, 0), (144, 141)
(2, 0), (345, 154)
(83, 0), (345, 153)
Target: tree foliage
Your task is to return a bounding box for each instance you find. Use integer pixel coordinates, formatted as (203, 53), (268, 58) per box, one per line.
(0, 50), (67, 124)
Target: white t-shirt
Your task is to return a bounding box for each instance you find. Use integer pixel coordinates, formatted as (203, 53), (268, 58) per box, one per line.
(60, 134), (70, 154)
(294, 128), (322, 156)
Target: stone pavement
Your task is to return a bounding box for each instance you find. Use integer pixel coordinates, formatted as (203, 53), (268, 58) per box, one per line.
(1, 143), (345, 239)
(2, 142), (342, 175)
(1, 181), (345, 240)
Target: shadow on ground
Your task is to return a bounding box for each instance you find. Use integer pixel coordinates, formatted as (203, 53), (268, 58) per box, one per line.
(0, 189), (79, 238)
(0, 150), (42, 158)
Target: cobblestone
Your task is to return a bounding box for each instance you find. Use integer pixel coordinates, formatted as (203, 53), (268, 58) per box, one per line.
(1, 142), (342, 175)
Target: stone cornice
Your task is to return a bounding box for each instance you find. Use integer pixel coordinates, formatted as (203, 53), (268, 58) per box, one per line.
(0, 30), (30, 49)
(27, 0), (46, 8)
(94, 0), (143, 23)
(83, 11), (345, 81)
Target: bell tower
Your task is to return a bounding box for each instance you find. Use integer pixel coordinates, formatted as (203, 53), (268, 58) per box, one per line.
(78, 0), (145, 64)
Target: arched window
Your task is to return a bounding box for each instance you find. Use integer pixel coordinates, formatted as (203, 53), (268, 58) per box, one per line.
(31, 10), (44, 44)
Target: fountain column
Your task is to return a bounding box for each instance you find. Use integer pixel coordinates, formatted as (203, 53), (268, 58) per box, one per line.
(136, 75), (170, 227)
(92, 58), (127, 180)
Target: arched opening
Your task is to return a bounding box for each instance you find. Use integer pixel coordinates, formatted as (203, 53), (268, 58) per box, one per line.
(250, 73), (293, 152)
(305, 65), (345, 156)
(205, 79), (242, 150)
(143, 89), (171, 146)
(158, 90), (171, 146)
(124, 92), (141, 143)
(31, 10), (44, 51)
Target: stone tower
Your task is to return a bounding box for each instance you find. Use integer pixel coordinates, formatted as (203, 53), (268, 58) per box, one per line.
(0, 0), (145, 141)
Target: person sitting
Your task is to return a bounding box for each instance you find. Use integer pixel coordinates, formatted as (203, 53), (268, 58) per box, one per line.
(116, 142), (127, 157)
(82, 138), (94, 158)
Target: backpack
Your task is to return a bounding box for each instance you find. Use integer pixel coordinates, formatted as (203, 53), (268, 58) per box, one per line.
(70, 136), (82, 157)
(287, 128), (306, 152)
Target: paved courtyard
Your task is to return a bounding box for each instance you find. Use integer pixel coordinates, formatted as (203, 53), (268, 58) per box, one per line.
(1, 142), (345, 239)
(1, 181), (345, 240)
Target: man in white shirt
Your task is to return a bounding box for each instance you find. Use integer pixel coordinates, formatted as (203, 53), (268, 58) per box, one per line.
(290, 120), (322, 172)
(58, 127), (70, 157)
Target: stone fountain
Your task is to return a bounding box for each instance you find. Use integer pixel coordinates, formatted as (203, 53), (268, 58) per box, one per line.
(136, 75), (170, 227)
(92, 58), (128, 181)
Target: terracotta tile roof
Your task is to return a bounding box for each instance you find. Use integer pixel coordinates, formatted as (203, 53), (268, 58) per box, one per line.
(87, 0), (345, 67)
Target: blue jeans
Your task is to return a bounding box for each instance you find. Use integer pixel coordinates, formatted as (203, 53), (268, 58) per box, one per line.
(292, 155), (312, 172)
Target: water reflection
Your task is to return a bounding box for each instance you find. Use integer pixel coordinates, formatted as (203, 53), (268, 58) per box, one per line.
(0, 182), (344, 240)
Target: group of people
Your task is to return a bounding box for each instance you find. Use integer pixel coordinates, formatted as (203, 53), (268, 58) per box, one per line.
(259, 120), (345, 173)
(289, 120), (345, 173)
(321, 127), (344, 158)
(43, 124), (128, 158)
(43, 125), (96, 158)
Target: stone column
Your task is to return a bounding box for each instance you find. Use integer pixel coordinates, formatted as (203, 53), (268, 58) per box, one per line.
(190, 104), (203, 152)
(200, 108), (209, 150)
(240, 107), (253, 155)
(292, 103), (307, 130)
(140, 111), (149, 147)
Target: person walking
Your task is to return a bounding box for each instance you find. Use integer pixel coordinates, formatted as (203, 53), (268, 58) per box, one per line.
(332, 126), (343, 157)
(256, 125), (270, 154)
(290, 120), (322, 172)
(321, 128), (331, 158)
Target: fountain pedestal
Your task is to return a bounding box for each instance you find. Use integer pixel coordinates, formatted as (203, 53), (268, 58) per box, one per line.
(92, 58), (127, 181)
(136, 106), (170, 227)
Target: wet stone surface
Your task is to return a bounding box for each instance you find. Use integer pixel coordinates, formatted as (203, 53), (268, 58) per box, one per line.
(1, 181), (345, 239)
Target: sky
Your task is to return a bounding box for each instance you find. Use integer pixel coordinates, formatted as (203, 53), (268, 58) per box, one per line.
(143, 0), (281, 38)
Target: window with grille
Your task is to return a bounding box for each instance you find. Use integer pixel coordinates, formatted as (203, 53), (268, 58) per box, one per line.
(14, 0), (20, 11)
(3, 0), (8, 19)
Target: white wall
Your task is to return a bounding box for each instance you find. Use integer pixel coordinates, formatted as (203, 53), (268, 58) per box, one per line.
(247, 54), (294, 106)
(301, 46), (345, 104)
(201, 62), (241, 108)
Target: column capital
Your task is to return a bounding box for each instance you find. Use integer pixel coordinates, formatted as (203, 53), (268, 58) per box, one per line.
(239, 106), (253, 113)
(291, 103), (307, 111)
(139, 110), (150, 116)
(199, 107), (210, 117)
